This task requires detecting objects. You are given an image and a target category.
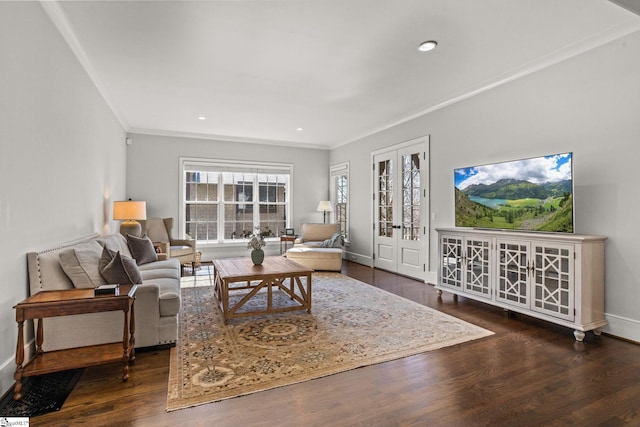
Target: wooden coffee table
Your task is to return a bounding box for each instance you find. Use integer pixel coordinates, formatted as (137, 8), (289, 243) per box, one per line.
(13, 285), (137, 400)
(213, 256), (313, 322)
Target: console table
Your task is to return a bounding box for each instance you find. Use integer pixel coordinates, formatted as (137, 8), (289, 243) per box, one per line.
(436, 228), (607, 341)
(13, 285), (137, 400)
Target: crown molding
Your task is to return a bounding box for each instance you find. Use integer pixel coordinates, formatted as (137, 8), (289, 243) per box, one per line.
(128, 128), (330, 151)
(333, 21), (640, 150)
(40, 0), (639, 152)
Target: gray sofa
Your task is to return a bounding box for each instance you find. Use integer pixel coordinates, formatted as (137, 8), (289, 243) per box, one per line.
(27, 233), (181, 352)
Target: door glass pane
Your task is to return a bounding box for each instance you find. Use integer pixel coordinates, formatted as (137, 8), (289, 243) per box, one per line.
(378, 160), (393, 237)
(401, 153), (420, 241)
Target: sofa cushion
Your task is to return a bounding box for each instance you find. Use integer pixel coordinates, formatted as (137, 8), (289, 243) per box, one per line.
(286, 247), (342, 271)
(58, 240), (107, 289)
(99, 247), (143, 285)
(98, 233), (133, 259)
(169, 245), (193, 258)
(300, 223), (339, 242)
(126, 234), (158, 265)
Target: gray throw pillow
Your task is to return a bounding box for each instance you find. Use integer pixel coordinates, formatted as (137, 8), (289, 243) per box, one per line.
(126, 234), (158, 265)
(99, 247), (143, 285)
(320, 232), (344, 248)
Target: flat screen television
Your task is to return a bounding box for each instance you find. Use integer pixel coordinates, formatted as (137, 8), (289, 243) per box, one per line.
(454, 152), (573, 233)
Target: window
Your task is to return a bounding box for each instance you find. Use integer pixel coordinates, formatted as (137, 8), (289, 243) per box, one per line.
(181, 159), (292, 244)
(330, 162), (349, 239)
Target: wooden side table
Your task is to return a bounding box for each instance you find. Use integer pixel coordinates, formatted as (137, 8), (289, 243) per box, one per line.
(280, 235), (297, 254)
(12, 285), (137, 400)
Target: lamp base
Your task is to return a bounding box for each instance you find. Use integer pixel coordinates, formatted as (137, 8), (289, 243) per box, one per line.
(119, 220), (142, 237)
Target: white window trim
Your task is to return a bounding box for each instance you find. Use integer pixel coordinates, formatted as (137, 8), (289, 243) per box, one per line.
(179, 157), (294, 246)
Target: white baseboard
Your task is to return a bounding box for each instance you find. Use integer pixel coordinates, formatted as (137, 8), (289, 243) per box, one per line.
(603, 313), (640, 343)
(343, 251), (437, 284)
(343, 251), (373, 267)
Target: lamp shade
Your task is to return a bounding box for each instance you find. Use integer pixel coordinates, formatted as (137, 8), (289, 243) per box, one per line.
(316, 200), (333, 212)
(113, 200), (147, 221)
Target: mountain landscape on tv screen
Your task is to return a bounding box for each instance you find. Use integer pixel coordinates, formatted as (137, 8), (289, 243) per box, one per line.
(454, 154), (573, 233)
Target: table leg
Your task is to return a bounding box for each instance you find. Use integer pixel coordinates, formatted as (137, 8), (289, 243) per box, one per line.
(306, 273), (312, 312)
(36, 317), (44, 355)
(121, 307), (130, 382)
(129, 298), (136, 362)
(13, 320), (24, 400)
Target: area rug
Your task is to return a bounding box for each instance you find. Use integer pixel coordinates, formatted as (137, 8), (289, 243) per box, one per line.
(167, 272), (493, 411)
(0, 369), (83, 417)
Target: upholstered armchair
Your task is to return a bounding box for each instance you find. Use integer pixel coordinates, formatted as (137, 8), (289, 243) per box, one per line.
(141, 217), (196, 276)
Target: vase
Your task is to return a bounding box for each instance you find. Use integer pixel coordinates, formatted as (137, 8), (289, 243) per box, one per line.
(251, 249), (264, 265)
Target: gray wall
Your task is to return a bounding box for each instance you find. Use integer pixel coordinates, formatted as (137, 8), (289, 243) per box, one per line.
(331, 30), (640, 342)
(125, 133), (329, 259)
(0, 3), (127, 394)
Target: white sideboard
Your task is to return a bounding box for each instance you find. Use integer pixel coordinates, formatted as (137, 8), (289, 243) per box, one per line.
(436, 228), (607, 341)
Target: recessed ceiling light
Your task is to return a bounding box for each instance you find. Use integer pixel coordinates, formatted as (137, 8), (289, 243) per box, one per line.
(198, 116), (206, 120)
(418, 40), (437, 52)
(296, 127), (304, 131)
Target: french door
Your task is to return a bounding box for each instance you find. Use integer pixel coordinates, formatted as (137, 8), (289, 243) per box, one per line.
(373, 138), (428, 279)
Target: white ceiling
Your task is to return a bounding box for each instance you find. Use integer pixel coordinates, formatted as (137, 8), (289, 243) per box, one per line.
(44, 0), (640, 149)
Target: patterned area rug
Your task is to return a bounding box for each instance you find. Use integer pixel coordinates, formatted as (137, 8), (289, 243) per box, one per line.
(167, 272), (493, 411)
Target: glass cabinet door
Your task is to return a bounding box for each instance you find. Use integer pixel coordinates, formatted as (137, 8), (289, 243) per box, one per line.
(440, 235), (463, 290)
(496, 240), (530, 309)
(531, 243), (574, 321)
(464, 238), (492, 299)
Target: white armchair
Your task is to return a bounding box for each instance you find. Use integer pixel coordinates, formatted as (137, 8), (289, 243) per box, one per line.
(141, 217), (196, 276)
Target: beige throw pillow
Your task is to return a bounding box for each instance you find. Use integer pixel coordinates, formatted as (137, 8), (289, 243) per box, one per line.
(59, 240), (107, 288)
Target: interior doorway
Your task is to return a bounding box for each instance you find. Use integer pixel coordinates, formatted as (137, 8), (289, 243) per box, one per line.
(372, 136), (429, 280)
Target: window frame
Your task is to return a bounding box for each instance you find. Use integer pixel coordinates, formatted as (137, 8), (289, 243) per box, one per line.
(180, 157), (293, 246)
(330, 161), (349, 240)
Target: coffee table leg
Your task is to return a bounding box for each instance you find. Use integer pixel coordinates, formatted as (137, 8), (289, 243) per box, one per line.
(306, 273), (312, 312)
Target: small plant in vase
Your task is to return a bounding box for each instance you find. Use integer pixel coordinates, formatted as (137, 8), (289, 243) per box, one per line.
(247, 226), (266, 265)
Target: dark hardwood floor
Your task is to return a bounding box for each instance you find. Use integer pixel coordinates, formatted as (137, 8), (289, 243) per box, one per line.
(31, 261), (640, 426)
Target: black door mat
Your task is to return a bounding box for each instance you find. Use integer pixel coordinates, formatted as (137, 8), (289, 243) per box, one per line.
(0, 369), (83, 417)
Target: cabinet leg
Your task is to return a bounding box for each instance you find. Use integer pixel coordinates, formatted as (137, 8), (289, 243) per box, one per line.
(436, 289), (442, 297)
(593, 328), (602, 336)
(573, 330), (586, 342)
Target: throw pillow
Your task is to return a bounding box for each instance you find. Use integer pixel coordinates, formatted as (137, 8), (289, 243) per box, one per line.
(59, 240), (107, 288)
(320, 232), (344, 248)
(126, 234), (158, 265)
(99, 247), (143, 285)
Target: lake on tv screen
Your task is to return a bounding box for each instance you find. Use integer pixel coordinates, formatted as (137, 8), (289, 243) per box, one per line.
(454, 153), (573, 233)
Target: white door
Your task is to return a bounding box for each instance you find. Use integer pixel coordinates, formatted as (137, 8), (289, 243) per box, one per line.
(373, 140), (427, 279)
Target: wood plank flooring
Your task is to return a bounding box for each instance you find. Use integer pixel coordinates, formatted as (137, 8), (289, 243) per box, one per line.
(30, 261), (640, 426)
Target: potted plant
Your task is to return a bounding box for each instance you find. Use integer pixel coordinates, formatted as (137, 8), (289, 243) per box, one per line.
(247, 226), (266, 265)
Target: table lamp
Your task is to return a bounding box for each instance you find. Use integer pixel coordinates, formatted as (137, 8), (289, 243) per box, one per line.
(316, 200), (333, 224)
(113, 200), (147, 237)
